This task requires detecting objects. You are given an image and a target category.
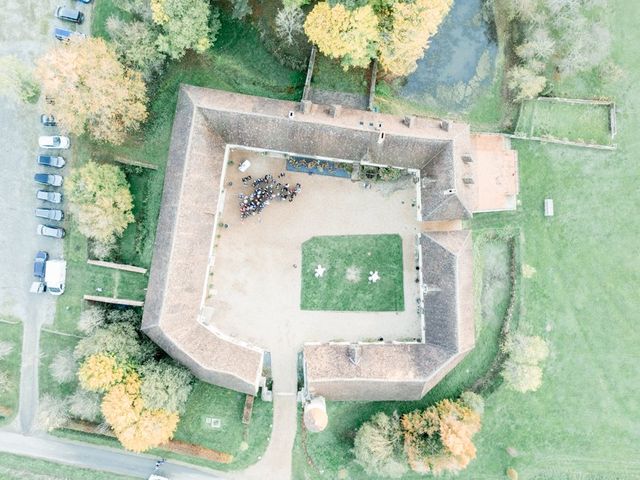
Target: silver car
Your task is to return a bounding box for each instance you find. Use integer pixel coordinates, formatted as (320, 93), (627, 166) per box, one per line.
(37, 224), (65, 238)
(35, 208), (64, 221)
(36, 190), (63, 204)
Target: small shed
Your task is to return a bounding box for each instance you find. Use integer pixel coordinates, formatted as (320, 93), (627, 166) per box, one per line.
(544, 198), (554, 217)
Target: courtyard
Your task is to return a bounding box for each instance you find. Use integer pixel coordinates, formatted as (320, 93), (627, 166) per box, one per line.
(204, 149), (422, 392)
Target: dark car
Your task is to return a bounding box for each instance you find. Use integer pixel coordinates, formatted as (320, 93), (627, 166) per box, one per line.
(37, 224), (65, 239)
(37, 155), (65, 168)
(40, 114), (57, 126)
(35, 208), (64, 221)
(54, 6), (84, 24)
(53, 27), (86, 41)
(34, 173), (63, 187)
(36, 190), (62, 204)
(33, 251), (49, 278)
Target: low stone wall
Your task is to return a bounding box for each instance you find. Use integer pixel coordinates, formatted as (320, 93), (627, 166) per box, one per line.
(83, 295), (144, 307)
(87, 259), (147, 274)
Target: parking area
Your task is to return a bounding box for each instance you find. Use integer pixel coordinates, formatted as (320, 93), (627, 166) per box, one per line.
(0, 0), (91, 432)
(0, 0), (92, 321)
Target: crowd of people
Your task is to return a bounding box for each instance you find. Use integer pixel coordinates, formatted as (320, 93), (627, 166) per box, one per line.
(238, 172), (301, 219)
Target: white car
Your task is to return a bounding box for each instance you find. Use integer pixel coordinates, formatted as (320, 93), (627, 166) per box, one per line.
(39, 135), (70, 149)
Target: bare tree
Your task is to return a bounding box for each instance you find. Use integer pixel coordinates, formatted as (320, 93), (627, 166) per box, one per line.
(69, 389), (102, 423)
(49, 349), (77, 384)
(275, 6), (305, 46)
(77, 306), (106, 335)
(35, 395), (69, 432)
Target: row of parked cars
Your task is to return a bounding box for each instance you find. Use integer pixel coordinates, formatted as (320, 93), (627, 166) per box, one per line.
(35, 114), (68, 239)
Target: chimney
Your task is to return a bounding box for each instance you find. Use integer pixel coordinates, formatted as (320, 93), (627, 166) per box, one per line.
(440, 120), (451, 131)
(300, 100), (312, 114)
(403, 115), (416, 128)
(330, 104), (342, 118)
(462, 154), (473, 164)
(463, 177), (474, 185)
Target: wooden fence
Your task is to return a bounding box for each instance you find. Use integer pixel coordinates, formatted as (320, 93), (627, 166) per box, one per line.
(87, 259), (147, 274)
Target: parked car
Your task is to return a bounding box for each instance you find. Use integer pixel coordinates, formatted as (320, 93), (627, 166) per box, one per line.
(76, 0), (93, 3)
(37, 155), (65, 168)
(34, 173), (63, 187)
(39, 135), (70, 149)
(40, 114), (57, 126)
(35, 208), (64, 221)
(33, 251), (49, 278)
(36, 190), (62, 204)
(53, 27), (86, 41)
(54, 6), (84, 24)
(37, 224), (65, 239)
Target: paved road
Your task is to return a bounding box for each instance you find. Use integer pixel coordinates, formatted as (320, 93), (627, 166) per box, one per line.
(0, 431), (228, 479)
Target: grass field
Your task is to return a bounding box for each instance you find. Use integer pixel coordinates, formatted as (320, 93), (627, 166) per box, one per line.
(311, 54), (369, 95)
(293, 233), (516, 479)
(0, 452), (137, 480)
(300, 235), (404, 312)
(514, 99), (614, 146)
(295, 0), (640, 477)
(0, 321), (23, 426)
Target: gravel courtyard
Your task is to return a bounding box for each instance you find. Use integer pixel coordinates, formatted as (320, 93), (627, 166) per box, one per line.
(204, 149), (423, 391)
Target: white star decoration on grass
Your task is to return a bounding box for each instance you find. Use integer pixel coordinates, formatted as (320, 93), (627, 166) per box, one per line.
(368, 271), (380, 283)
(314, 265), (326, 278)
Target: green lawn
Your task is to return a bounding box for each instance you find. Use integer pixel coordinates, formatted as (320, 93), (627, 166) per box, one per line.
(293, 233), (517, 479)
(38, 330), (80, 399)
(300, 235), (404, 312)
(0, 321), (23, 425)
(0, 452), (137, 480)
(514, 99), (613, 146)
(311, 54), (368, 94)
(54, 380), (272, 472)
(173, 382), (273, 469)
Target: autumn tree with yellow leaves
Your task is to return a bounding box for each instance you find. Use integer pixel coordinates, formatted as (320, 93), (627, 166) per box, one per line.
(304, 2), (379, 69)
(77, 354), (126, 393)
(401, 395), (482, 474)
(304, 0), (452, 76)
(35, 37), (147, 145)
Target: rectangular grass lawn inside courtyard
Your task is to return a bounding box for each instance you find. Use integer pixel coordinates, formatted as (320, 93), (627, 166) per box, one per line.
(301, 234), (405, 312)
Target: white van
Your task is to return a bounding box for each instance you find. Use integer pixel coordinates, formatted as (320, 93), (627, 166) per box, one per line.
(44, 259), (66, 295)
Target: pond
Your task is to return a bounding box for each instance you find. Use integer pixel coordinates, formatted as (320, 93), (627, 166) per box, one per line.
(400, 0), (498, 110)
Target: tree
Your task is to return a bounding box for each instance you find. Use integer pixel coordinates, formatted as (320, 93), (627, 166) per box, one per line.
(0, 341), (14, 360)
(354, 411), (407, 478)
(77, 306), (106, 334)
(0, 55), (40, 103)
(502, 360), (543, 393)
(501, 333), (549, 393)
(75, 322), (148, 363)
(36, 395), (69, 432)
(139, 361), (193, 414)
(231, 0), (252, 19)
(69, 389), (102, 422)
(101, 379), (179, 452)
(151, 0), (216, 60)
(459, 391), (484, 415)
(65, 161), (134, 244)
(276, 6), (305, 46)
(113, 0), (152, 20)
(507, 65), (546, 101)
(515, 28), (555, 61)
(401, 398), (481, 474)
(378, 0), (452, 76)
(106, 17), (166, 81)
(77, 354), (126, 392)
(49, 349), (77, 384)
(503, 333), (549, 365)
(304, 2), (379, 69)
(558, 21), (611, 75)
(35, 37), (147, 144)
